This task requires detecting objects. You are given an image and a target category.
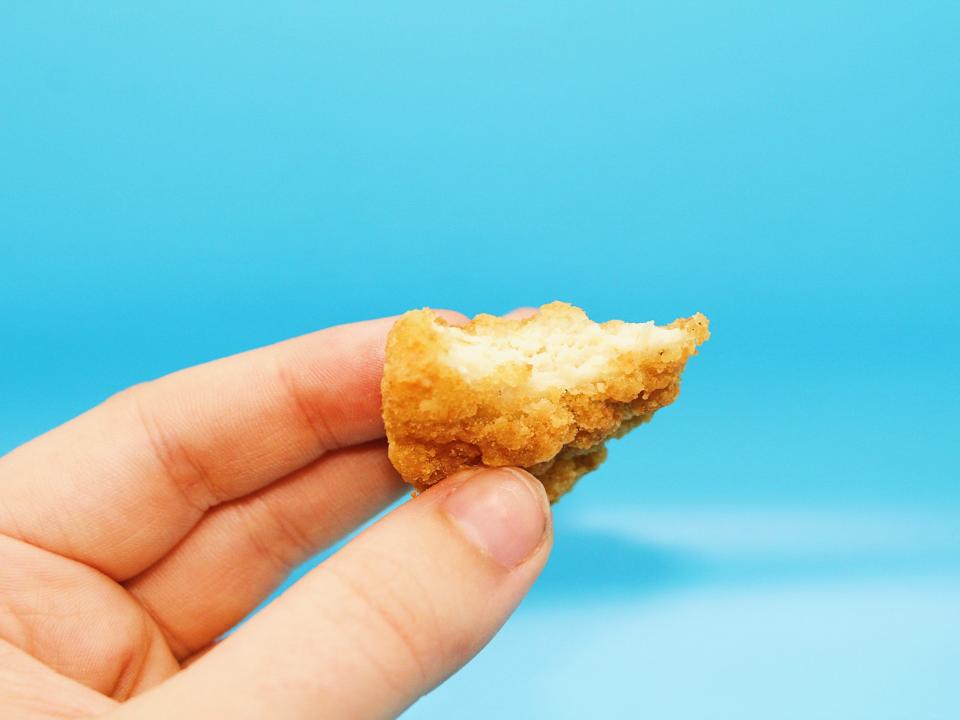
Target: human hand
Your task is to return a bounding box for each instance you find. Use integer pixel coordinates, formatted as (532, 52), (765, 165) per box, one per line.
(0, 310), (552, 719)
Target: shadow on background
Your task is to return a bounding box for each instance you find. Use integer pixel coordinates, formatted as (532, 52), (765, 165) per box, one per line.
(528, 526), (960, 605)
(530, 529), (704, 602)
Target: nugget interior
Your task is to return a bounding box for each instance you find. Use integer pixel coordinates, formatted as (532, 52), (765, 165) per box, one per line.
(445, 313), (686, 391)
(382, 302), (709, 501)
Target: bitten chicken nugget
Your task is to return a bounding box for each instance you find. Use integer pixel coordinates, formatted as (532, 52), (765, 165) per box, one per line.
(381, 302), (709, 502)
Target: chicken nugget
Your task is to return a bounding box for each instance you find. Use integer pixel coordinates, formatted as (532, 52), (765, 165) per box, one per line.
(381, 301), (709, 502)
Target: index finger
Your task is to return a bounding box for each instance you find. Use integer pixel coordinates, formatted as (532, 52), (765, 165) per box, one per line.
(0, 311), (466, 580)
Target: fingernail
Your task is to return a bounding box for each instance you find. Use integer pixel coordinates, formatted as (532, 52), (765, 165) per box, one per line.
(443, 468), (548, 568)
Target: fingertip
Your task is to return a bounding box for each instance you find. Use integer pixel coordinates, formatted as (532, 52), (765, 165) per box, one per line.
(440, 467), (550, 569)
(504, 467), (551, 515)
(433, 309), (470, 326)
(505, 307), (539, 320)
(418, 307), (535, 326)
(504, 467), (553, 548)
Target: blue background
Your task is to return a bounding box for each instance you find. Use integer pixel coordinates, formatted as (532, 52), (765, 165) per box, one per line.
(2, 3), (958, 717)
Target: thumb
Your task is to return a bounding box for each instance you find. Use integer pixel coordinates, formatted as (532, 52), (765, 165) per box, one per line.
(110, 467), (552, 720)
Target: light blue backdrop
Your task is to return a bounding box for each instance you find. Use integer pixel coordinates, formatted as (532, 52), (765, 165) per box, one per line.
(2, 3), (958, 718)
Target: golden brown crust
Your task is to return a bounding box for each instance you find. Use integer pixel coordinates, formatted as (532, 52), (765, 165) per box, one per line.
(381, 302), (708, 502)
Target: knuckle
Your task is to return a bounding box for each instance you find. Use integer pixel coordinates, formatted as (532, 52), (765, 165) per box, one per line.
(121, 383), (220, 512)
(326, 554), (442, 693)
(233, 494), (316, 572)
(271, 349), (342, 453)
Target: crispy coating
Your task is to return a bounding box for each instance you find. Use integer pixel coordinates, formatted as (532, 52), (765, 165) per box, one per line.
(381, 302), (709, 502)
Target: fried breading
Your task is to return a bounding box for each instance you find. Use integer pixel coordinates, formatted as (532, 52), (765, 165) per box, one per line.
(381, 302), (709, 502)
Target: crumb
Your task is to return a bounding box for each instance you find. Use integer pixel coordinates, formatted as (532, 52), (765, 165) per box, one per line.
(381, 302), (709, 502)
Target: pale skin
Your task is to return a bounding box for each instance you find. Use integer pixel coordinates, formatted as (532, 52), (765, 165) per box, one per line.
(0, 308), (550, 719)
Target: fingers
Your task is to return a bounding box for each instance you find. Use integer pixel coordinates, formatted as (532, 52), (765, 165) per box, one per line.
(117, 306), (536, 659)
(0, 535), (178, 698)
(126, 441), (406, 659)
(0, 639), (118, 719)
(0, 311), (465, 580)
(108, 468), (552, 720)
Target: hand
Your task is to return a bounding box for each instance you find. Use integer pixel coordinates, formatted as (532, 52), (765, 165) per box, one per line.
(0, 311), (552, 719)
